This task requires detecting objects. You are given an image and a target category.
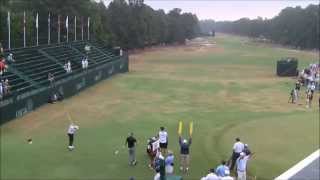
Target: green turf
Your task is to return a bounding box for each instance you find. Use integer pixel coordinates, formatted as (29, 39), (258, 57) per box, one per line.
(1, 34), (319, 180)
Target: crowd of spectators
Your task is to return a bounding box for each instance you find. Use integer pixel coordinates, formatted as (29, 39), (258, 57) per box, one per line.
(290, 63), (319, 108)
(0, 42), (13, 100)
(201, 138), (253, 180)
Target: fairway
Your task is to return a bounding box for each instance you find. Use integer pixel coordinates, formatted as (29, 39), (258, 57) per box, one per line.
(1, 34), (319, 180)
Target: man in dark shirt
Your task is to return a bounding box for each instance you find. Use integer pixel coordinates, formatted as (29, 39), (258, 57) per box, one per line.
(125, 133), (137, 166)
(179, 135), (192, 173)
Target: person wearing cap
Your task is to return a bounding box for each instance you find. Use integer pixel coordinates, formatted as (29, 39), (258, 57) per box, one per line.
(243, 144), (251, 156)
(236, 152), (252, 180)
(230, 137), (244, 171)
(200, 168), (220, 180)
(179, 135), (192, 173)
(165, 150), (174, 175)
(125, 132), (137, 166)
(67, 123), (79, 151)
(216, 160), (230, 177)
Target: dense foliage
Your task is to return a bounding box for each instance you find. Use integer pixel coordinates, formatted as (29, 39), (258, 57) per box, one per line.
(0, 0), (199, 49)
(199, 4), (320, 49)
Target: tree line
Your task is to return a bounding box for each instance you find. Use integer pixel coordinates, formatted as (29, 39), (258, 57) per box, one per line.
(0, 0), (200, 49)
(199, 4), (319, 50)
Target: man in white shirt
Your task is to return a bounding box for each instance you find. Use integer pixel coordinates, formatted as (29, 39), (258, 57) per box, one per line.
(230, 137), (244, 171)
(236, 152), (252, 180)
(158, 127), (168, 154)
(200, 168), (220, 180)
(67, 123), (79, 150)
(221, 170), (234, 180)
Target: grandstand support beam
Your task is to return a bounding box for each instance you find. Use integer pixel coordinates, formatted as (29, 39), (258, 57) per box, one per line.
(81, 17), (84, 41)
(23, 11), (26, 48)
(48, 13), (51, 45)
(58, 15), (61, 43)
(36, 13), (39, 46)
(87, 17), (90, 41)
(74, 16), (77, 41)
(7, 11), (11, 50)
(66, 16), (69, 42)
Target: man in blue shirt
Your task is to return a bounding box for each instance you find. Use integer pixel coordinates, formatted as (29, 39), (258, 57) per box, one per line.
(165, 150), (174, 174)
(216, 160), (230, 177)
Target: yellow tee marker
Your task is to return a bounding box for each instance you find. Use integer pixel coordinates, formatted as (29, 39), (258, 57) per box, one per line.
(178, 121), (183, 135)
(189, 121), (193, 137)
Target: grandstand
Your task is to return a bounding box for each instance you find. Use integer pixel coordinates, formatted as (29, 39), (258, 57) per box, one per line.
(0, 41), (129, 124)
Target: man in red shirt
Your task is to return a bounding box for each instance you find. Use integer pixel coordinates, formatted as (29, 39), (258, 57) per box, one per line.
(0, 58), (6, 75)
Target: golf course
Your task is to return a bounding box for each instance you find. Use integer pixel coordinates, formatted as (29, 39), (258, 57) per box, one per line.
(1, 33), (319, 180)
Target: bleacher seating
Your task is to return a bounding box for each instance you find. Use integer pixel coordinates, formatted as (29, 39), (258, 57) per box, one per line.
(0, 41), (118, 100)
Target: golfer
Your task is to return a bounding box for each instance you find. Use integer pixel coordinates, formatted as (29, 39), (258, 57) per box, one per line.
(158, 127), (168, 154)
(125, 133), (137, 166)
(179, 135), (192, 173)
(67, 123), (79, 151)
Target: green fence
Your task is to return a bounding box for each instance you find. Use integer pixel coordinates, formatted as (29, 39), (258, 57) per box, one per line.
(0, 54), (128, 125)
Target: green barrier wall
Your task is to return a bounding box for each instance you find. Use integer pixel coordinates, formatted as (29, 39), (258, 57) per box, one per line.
(0, 54), (128, 125)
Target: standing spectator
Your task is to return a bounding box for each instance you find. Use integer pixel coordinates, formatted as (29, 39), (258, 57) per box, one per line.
(230, 138), (244, 171)
(243, 144), (251, 156)
(125, 133), (137, 166)
(48, 73), (55, 87)
(67, 61), (72, 73)
(147, 137), (159, 169)
(179, 135), (192, 173)
(158, 127), (168, 154)
(0, 80), (3, 99)
(67, 123), (79, 151)
(216, 160), (230, 177)
(236, 152), (252, 180)
(306, 89), (313, 108)
(201, 168), (220, 180)
(165, 150), (174, 175)
(154, 168), (161, 180)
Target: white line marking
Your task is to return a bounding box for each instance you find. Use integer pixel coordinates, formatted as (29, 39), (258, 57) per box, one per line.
(275, 149), (319, 180)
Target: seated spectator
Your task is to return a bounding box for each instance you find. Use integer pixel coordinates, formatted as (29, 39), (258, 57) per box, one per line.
(0, 58), (7, 75)
(68, 61), (72, 73)
(6, 53), (15, 63)
(201, 168), (220, 180)
(48, 73), (55, 87)
(3, 79), (10, 95)
(165, 150), (174, 175)
(64, 61), (72, 73)
(84, 44), (91, 55)
(216, 160), (230, 177)
(81, 56), (88, 70)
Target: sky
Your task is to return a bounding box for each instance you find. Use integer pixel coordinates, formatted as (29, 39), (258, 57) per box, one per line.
(102, 0), (319, 21)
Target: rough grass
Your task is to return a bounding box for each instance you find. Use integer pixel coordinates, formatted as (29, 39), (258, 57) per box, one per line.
(1, 34), (319, 180)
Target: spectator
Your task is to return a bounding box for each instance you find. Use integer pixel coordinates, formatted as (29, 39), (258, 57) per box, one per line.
(158, 127), (168, 154)
(0, 58), (7, 75)
(230, 138), (244, 171)
(154, 168), (160, 180)
(165, 150), (174, 175)
(6, 53), (15, 63)
(201, 168), (220, 180)
(48, 73), (55, 87)
(306, 89), (313, 108)
(81, 56), (88, 69)
(221, 170), (234, 180)
(0, 80), (3, 99)
(243, 144), (251, 156)
(236, 152), (252, 180)
(68, 61), (72, 73)
(216, 160), (230, 177)
(179, 135), (192, 173)
(125, 132), (137, 166)
(64, 61), (72, 73)
(4, 79), (10, 95)
(0, 42), (3, 57)
(84, 44), (91, 55)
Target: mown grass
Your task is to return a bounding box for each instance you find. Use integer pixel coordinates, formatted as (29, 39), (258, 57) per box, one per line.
(1, 34), (319, 180)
